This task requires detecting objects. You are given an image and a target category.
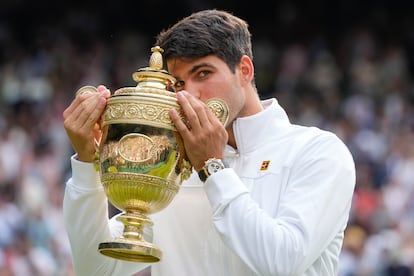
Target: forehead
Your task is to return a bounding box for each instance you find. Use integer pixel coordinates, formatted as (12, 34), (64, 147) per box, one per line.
(166, 56), (226, 75)
(166, 58), (193, 73)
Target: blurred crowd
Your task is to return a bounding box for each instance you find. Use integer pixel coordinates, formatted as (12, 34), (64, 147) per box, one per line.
(1, 2), (414, 276)
(268, 32), (414, 275)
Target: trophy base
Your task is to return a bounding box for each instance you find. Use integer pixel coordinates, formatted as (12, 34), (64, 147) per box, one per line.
(98, 239), (162, 263)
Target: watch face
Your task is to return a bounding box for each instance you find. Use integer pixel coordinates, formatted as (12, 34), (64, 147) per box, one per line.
(207, 160), (224, 174)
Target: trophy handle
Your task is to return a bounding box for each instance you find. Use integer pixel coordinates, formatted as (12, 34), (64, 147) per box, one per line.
(93, 135), (101, 171)
(206, 98), (229, 127)
(75, 85), (98, 97)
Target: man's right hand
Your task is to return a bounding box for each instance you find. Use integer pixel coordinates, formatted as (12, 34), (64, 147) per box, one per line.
(63, 85), (111, 162)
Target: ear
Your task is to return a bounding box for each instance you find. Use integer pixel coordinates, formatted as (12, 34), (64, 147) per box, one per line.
(238, 55), (254, 85)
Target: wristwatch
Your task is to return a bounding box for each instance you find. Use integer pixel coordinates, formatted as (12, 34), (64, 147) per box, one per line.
(198, 158), (225, 182)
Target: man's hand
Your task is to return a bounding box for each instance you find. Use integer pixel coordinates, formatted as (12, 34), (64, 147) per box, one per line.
(63, 85), (110, 162)
(169, 91), (228, 171)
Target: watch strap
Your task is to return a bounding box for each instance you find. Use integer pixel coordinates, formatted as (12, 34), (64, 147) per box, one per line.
(198, 167), (209, 182)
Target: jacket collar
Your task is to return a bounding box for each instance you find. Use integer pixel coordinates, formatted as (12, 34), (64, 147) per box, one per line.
(225, 98), (290, 156)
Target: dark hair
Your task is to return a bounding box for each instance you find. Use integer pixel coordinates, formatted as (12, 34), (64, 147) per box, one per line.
(155, 10), (253, 73)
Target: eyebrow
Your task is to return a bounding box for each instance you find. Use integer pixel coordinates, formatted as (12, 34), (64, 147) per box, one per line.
(188, 62), (215, 75)
(173, 62), (216, 83)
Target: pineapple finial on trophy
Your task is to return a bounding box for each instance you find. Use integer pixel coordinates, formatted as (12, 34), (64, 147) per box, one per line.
(149, 46), (164, 70)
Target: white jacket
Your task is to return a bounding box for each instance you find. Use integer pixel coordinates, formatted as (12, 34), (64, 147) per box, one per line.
(64, 99), (356, 276)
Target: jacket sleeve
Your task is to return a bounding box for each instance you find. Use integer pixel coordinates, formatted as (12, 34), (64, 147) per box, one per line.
(63, 155), (149, 276)
(204, 133), (356, 275)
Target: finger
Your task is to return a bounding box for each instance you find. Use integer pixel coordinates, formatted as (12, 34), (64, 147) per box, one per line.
(97, 85), (107, 92)
(96, 86), (111, 130)
(169, 108), (192, 138)
(185, 93), (212, 127)
(176, 91), (199, 129)
(64, 93), (105, 134)
(97, 85), (111, 99)
(75, 95), (107, 130)
(65, 86), (99, 117)
(177, 91), (210, 131)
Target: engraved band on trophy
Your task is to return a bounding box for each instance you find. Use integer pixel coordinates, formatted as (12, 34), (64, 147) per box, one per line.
(76, 46), (229, 263)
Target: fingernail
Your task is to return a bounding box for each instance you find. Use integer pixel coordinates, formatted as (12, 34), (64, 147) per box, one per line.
(97, 85), (106, 92)
(100, 89), (110, 97)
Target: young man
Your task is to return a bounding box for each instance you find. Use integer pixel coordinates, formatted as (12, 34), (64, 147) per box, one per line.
(63, 9), (355, 275)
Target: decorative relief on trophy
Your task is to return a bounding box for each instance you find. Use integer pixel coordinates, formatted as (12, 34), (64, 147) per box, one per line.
(76, 46), (228, 263)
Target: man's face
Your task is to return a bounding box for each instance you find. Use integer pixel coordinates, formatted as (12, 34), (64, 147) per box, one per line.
(166, 55), (246, 123)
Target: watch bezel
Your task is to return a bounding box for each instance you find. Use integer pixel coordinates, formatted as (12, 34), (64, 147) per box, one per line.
(198, 158), (225, 182)
(206, 159), (225, 174)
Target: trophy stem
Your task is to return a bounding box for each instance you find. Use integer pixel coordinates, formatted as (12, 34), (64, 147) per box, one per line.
(98, 212), (162, 263)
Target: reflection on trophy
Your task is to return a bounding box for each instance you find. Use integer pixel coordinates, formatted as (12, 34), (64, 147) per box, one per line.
(77, 46), (229, 263)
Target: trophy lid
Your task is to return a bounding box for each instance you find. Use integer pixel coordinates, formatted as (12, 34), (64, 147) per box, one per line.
(131, 46), (176, 91)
